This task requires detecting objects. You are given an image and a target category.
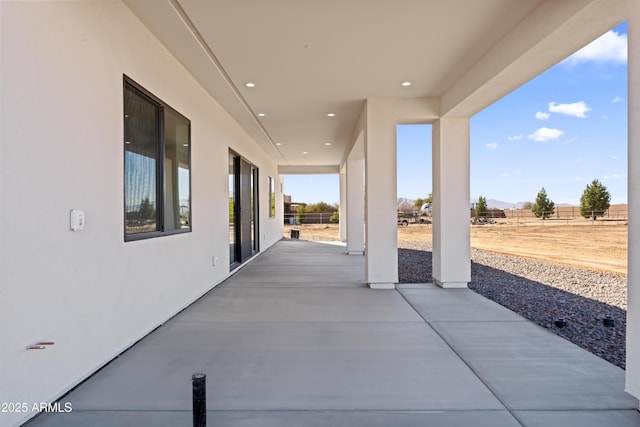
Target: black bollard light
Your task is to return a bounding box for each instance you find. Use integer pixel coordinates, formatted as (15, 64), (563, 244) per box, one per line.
(603, 316), (615, 328)
(554, 318), (567, 328)
(192, 373), (206, 427)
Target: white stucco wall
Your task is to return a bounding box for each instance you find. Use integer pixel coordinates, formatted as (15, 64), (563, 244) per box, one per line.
(0, 2), (282, 426)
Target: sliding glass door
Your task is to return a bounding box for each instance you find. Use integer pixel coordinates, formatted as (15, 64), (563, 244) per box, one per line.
(229, 151), (259, 268)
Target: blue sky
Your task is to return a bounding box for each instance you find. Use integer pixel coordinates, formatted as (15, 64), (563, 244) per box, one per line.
(284, 23), (628, 206)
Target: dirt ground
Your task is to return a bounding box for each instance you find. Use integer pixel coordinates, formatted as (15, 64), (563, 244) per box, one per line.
(284, 220), (628, 275)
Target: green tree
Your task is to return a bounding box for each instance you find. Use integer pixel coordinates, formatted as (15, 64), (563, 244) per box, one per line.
(414, 193), (433, 209)
(475, 196), (488, 217)
(532, 187), (554, 219)
(329, 210), (339, 223)
(296, 205), (307, 224)
(308, 201), (330, 212)
(229, 197), (235, 223)
(138, 197), (156, 220)
(580, 179), (611, 220)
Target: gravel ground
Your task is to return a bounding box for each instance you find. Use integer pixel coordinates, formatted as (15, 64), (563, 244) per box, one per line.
(398, 241), (627, 369)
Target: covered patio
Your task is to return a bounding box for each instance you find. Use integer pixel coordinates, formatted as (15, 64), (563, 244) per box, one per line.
(4, 1), (640, 426)
(29, 241), (639, 427)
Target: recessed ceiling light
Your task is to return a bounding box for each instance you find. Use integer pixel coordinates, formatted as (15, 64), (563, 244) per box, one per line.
(401, 81), (412, 87)
(327, 113), (336, 117)
(276, 143), (282, 146)
(324, 142), (332, 146)
(245, 82), (256, 88)
(303, 151), (308, 154)
(257, 113), (265, 117)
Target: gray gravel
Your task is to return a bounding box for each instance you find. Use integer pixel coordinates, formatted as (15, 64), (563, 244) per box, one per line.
(398, 241), (627, 369)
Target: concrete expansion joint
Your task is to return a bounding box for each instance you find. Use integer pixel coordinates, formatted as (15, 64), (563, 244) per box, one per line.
(395, 288), (523, 423)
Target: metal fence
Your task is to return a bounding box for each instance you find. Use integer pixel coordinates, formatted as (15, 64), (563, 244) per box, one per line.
(284, 212), (337, 225)
(283, 208), (628, 226)
(501, 207), (628, 221)
(473, 208), (628, 226)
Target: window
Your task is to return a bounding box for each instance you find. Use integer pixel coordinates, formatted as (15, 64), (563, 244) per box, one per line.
(123, 77), (191, 240)
(269, 176), (276, 217)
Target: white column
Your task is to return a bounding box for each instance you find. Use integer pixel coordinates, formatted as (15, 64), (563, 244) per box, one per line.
(346, 156), (365, 255)
(432, 118), (470, 288)
(626, 0), (640, 401)
(339, 165), (347, 242)
(364, 102), (397, 288)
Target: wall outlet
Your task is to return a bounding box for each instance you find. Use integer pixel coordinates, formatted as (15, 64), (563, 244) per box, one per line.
(212, 256), (218, 266)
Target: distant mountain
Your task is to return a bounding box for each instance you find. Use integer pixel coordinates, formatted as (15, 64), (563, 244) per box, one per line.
(469, 198), (521, 209)
(471, 199), (574, 209)
(486, 199), (519, 209)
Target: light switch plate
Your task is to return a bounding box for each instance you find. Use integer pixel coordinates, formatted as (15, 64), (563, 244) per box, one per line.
(70, 209), (85, 231)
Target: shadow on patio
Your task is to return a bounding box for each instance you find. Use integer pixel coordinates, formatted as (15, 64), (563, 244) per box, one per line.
(28, 240), (639, 427)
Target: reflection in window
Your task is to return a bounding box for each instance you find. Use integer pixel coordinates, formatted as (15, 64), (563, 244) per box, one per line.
(164, 108), (190, 231)
(269, 176), (275, 217)
(124, 77), (191, 240)
(229, 153), (237, 264)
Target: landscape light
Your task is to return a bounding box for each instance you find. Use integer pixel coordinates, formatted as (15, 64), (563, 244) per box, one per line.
(603, 316), (615, 327)
(554, 318), (567, 328)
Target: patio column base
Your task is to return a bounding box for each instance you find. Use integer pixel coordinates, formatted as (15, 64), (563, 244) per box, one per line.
(348, 251), (364, 256)
(435, 280), (468, 289)
(369, 282), (396, 290)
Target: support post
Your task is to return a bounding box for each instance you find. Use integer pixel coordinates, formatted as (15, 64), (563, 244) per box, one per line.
(431, 118), (470, 288)
(346, 154), (365, 255)
(364, 100), (397, 288)
(627, 0), (640, 401)
(339, 165), (347, 242)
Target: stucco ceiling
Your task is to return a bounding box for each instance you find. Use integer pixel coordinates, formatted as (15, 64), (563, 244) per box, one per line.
(124, 0), (626, 170)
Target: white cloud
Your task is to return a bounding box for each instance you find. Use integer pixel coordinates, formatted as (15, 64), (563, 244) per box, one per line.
(612, 96), (624, 103)
(507, 134), (523, 141)
(603, 173), (626, 180)
(548, 101), (591, 118)
(535, 112), (550, 120)
(565, 30), (627, 65)
(601, 115), (609, 120)
(485, 142), (498, 150)
(528, 127), (564, 142)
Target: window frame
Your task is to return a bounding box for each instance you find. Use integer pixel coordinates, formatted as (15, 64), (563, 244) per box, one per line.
(123, 76), (192, 241)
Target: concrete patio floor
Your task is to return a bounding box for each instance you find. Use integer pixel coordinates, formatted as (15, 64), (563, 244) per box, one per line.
(28, 240), (640, 427)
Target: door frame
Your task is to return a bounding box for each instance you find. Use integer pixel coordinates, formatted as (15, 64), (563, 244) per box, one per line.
(229, 150), (259, 268)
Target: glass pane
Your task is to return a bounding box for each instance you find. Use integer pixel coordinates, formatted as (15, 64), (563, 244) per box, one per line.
(229, 153), (237, 264)
(251, 167), (257, 251)
(269, 176), (275, 217)
(164, 108), (190, 231)
(124, 86), (159, 235)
